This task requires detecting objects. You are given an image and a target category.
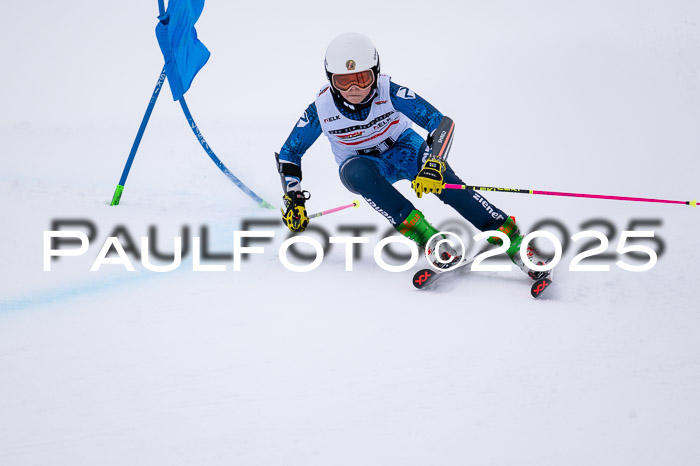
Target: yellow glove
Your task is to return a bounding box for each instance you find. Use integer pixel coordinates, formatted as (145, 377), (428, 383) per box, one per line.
(281, 190), (310, 232)
(412, 158), (445, 198)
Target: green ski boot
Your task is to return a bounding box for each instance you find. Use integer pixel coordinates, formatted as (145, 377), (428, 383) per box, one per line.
(488, 216), (551, 280)
(397, 209), (461, 269)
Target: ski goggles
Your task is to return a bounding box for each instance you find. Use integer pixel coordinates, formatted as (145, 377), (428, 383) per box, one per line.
(332, 70), (375, 92)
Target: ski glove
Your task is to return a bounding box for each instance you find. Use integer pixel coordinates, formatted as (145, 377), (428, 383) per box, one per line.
(412, 158), (446, 198)
(281, 190), (310, 232)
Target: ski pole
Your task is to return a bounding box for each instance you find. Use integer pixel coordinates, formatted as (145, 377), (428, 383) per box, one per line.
(309, 200), (360, 219)
(443, 184), (697, 208)
(110, 67), (167, 206)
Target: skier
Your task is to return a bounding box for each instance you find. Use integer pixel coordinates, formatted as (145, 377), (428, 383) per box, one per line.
(276, 32), (549, 278)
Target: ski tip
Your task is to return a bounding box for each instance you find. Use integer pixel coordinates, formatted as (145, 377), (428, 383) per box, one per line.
(690, 200), (697, 208)
(530, 278), (553, 298)
(353, 200), (360, 208)
(413, 269), (436, 289)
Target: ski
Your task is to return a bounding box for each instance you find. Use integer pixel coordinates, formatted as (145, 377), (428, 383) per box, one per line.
(413, 245), (557, 298)
(412, 268), (439, 289)
(411, 262), (471, 289)
(530, 277), (553, 298)
(530, 267), (555, 299)
(412, 244), (490, 290)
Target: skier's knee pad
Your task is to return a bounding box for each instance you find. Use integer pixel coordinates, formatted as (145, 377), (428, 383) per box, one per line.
(339, 157), (383, 195)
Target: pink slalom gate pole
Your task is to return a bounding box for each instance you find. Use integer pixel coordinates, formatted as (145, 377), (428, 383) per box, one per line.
(309, 200), (360, 219)
(442, 184), (697, 208)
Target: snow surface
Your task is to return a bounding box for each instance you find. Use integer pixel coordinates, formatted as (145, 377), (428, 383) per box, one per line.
(1, 1), (700, 465)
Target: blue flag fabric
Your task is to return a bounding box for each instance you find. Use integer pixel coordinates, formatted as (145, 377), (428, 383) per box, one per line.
(155, 0), (210, 101)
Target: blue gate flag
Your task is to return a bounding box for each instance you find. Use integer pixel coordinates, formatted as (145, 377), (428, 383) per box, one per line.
(155, 0), (211, 101)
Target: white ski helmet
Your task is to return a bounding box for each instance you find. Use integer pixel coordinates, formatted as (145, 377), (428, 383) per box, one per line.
(324, 32), (380, 106)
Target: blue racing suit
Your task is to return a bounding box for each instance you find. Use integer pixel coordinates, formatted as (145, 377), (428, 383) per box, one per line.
(278, 79), (507, 231)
